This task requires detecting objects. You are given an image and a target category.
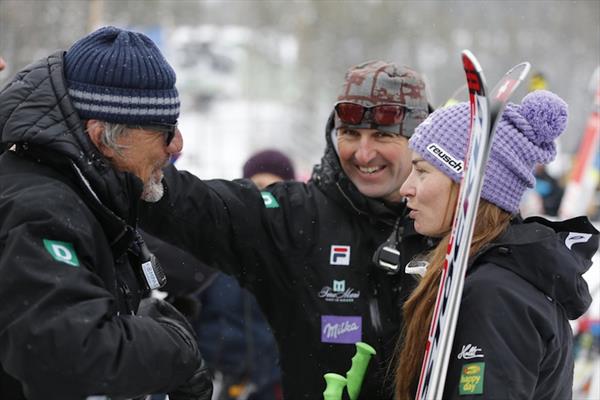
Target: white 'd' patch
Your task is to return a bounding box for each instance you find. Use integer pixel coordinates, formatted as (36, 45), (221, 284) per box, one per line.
(426, 143), (464, 174)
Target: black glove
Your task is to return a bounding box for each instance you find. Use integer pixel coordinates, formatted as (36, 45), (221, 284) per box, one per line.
(168, 358), (213, 400)
(166, 294), (202, 321)
(137, 297), (193, 344)
(137, 298), (213, 399)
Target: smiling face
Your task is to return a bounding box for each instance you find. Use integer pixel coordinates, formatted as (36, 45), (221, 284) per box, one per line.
(336, 127), (412, 203)
(87, 120), (183, 202)
(399, 154), (457, 237)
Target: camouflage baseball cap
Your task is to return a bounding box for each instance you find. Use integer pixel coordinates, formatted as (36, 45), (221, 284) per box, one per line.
(334, 60), (429, 137)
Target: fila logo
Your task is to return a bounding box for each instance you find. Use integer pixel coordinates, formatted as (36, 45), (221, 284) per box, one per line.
(330, 245), (351, 266)
(426, 143), (464, 173)
(332, 280), (345, 292)
(565, 232), (592, 250)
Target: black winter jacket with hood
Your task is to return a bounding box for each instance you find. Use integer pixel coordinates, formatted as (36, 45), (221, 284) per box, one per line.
(0, 52), (201, 399)
(138, 114), (432, 399)
(441, 216), (598, 399)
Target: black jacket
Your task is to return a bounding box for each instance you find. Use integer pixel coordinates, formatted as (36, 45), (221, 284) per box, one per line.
(442, 216), (598, 399)
(0, 52), (200, 399)
(139, 115), (431, 399)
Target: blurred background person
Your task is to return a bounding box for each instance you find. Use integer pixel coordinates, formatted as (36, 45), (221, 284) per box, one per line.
(195, 149), (294, 400)
(148, 149), (293, 400)
(533, 163), (565, 216)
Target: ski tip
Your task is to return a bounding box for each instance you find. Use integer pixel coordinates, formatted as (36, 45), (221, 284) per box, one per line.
(504, 61), (532, 82)
(490, 62), (532, 102)
(461, 49), (487, 96)
(461, 49), (483, 73)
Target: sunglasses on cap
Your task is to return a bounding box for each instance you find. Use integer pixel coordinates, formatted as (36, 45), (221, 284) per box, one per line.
(127, 122), (177, 146)
(334, 102), (407, 126)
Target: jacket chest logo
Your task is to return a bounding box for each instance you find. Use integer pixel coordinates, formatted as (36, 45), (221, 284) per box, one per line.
(321, 315), (362, 344)
(318, 280), (361, 303)
(330, 245), (351, 265)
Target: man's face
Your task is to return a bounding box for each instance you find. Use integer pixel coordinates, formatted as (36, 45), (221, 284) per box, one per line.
(107, 126), (183, 202)
(336, 127), (412, 203)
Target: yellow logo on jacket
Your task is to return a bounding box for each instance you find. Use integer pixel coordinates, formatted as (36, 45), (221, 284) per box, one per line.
(459, 362), (485, 395)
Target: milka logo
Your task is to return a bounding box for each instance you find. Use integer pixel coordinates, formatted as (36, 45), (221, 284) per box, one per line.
(427, 143), (464, 173)
(318, 280), (360, 303)
(321, 315), (362, 344)
(457, 344), (484, 360)
(323, 321), (360, 339)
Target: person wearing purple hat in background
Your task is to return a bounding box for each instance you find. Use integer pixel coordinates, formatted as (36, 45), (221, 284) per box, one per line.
(0, 26), (211, 399)
(394, 90), (599, 399)
(242, 149), (296, 189)
(191, 149), (293, 400)
(138, 60), (432, 400)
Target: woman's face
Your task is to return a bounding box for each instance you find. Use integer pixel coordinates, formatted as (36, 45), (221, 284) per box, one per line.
(399, 153), (456, 237)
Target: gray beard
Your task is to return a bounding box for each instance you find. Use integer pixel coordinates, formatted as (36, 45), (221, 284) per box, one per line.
(141, 173), (164, 202)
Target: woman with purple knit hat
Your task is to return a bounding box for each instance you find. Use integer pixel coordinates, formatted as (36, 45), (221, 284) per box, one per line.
(394, 90), (599, 399)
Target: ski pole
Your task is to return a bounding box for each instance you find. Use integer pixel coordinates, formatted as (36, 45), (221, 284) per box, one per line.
(345, 342), (376, 400)
(323, 373), (347, 400)
(322, 341), (377, 400)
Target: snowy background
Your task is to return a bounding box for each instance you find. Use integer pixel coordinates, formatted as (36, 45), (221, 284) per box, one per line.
(1, 0), (599, 398)
(1, 0), (599, 179)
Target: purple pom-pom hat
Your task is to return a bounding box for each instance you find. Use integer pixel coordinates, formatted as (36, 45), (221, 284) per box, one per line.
(408, 90), (568, 214)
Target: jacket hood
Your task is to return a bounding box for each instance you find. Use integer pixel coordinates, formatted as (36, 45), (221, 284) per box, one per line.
(478, 216), (599, 320)
(310, 111), (405, 224)
(0, 51), (142, 221)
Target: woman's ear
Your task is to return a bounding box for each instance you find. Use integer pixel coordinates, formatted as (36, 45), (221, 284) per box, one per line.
(85, 119), (115, 158)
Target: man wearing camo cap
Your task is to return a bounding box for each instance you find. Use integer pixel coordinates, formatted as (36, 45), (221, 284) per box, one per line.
(138, 60), (432, 400)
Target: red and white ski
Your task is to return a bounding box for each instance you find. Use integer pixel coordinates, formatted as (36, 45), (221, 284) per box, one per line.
(559, 66), (600, 219)
(415, 50), (531, 400)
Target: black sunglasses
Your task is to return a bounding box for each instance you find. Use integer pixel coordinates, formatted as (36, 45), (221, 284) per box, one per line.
(127, 122), (177, 145)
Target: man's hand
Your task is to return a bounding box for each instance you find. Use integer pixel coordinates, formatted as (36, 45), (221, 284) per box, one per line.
(137, 298), (213, 399)
(168, 359), (213, 400)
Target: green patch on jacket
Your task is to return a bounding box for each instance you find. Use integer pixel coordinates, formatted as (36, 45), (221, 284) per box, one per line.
(43, 239), (80, 267)
(459, 362), (485, 395)
(261, 191), (279, 208)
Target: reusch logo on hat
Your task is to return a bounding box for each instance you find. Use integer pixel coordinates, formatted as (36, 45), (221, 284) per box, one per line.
(427, 143), (464, 174)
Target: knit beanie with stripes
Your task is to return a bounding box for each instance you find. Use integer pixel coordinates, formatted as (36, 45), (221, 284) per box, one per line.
(64, 26), (179, 125)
